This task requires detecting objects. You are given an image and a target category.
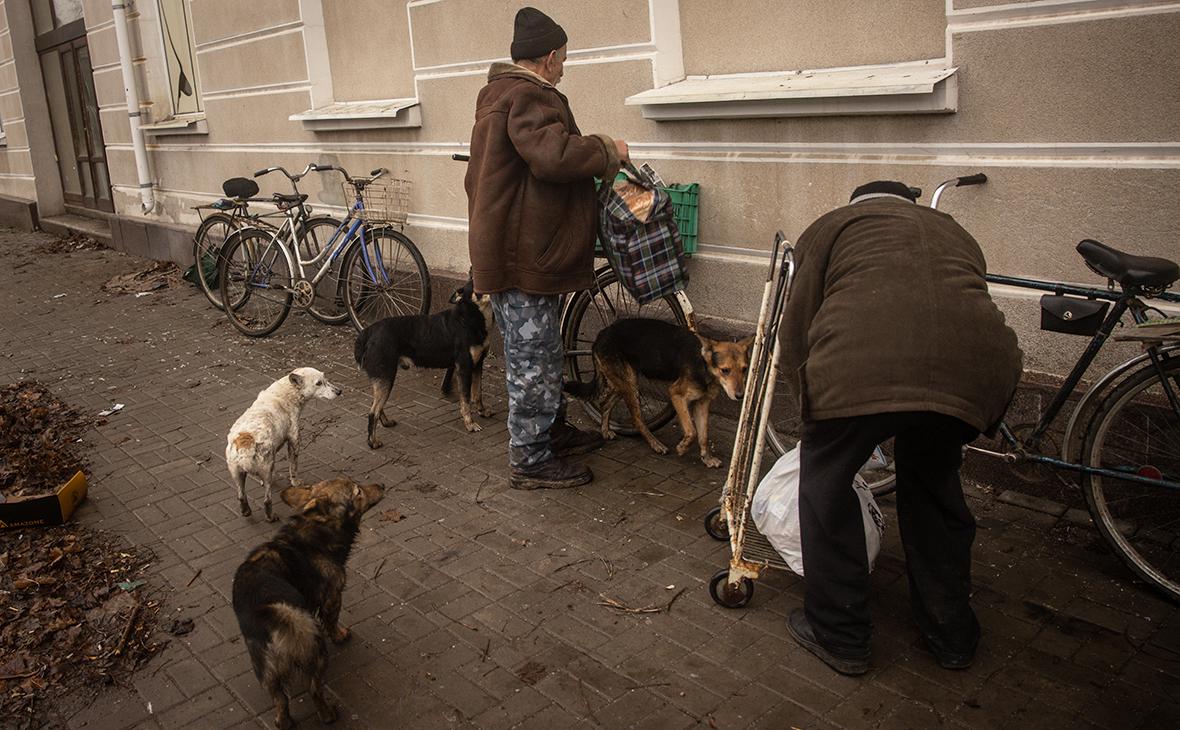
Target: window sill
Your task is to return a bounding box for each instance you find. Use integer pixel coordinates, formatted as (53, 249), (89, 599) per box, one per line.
(140, 115), (209, 137)
(290, 98), (421, 131)
(625, 60), (957, 120)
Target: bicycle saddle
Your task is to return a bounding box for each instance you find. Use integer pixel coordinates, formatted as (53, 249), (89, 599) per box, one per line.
(222, 177), (259, 199)
(1076, 239), (1179, 290)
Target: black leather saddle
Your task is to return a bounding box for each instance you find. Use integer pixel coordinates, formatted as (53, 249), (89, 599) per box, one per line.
(222, 177), (259, 200)
(271, 192), (308, 210)
(1076, 239), (1179, 290)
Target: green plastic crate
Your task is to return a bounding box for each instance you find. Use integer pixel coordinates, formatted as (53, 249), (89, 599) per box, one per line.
(596, 174), (700, 256)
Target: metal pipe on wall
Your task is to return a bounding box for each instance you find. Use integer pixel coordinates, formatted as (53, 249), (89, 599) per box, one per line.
(111, 0), (155, 214)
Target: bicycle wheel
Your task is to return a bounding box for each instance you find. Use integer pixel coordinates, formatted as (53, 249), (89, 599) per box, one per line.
(297, 216), (349, 325)
(192, 212), (237, 310)
(1081, 355), (1180, 602)
(561, 267), (687, 435)
(342, 227), (430, 331)
(764, 365), (897, 496)
(218, 229), (295, 337)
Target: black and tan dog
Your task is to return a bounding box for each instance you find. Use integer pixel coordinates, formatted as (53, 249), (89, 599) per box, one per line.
(565, 318), (752, 468)
(232, 477), (384, 729)
(354, 279), (493, 448)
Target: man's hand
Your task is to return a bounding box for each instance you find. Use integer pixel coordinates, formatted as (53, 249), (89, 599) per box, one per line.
(615, 140), (630, 164)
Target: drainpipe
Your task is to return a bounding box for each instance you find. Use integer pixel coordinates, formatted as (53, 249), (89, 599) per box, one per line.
(111, 1), (155, 214)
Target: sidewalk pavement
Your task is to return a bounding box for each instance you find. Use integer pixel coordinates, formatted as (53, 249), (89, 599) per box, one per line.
(1, 226), (1178, 730)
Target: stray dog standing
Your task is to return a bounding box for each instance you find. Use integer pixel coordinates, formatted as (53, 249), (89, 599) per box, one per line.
(565, 318), (752, 468)
(232, 477), (384, 729)
(226, 368), (343, 521)
(354, 279), (494, 448)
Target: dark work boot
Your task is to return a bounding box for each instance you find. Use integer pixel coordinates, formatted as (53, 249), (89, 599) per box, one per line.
(549, 419), (605, 457)
(787, 609), (871, 676)
(510, 457), (593, 490)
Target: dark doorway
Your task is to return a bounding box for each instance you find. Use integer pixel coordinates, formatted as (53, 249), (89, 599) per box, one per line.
(37, 17), (113, 213)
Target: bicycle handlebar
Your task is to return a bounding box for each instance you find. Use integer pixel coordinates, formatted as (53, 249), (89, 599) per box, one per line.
(310, 164), (389, 186)
(452, 154), (470, 162)
(931, 172), (987, 210)
(254, 163), (315, 183)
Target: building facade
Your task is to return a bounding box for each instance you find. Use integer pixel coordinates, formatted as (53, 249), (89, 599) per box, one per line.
(0, 0), (1176, 374)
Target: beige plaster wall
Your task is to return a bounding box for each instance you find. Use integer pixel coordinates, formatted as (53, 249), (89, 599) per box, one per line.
(680, 0), (946, 74)
(323, 0), (414, 101)
(409, 0), (650, 67)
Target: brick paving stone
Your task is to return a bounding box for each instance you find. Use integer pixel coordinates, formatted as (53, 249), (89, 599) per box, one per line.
(2, 229), (1176, 729)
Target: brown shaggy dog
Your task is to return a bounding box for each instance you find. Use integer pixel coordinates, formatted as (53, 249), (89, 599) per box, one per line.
(232, 477), (384, 729)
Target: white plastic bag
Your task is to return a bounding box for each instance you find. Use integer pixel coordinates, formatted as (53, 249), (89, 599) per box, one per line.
(750, 443), (885, 577)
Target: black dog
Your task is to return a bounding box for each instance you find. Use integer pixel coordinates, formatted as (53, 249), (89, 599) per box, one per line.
(354, 280), (494, 447)
(232, 477), (384, 729)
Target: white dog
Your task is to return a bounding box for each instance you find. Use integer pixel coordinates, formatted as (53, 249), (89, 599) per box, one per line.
(226, 368), (342, 521)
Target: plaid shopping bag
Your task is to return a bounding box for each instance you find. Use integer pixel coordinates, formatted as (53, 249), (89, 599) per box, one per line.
(597, 164), (688, 304)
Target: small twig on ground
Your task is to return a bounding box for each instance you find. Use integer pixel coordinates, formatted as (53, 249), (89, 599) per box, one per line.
(553, 558), (592, 574)
(481, 639), (491, 663)
(598, 557), (616, 581)
(474, 529), (497, 540)
(114, 601), (143, 658)
(474, 474), (491, 505)
(185, 568), (202, 588)
(0, 670), (40, 681)
(373, 557), (387, 580)
(597, 587), (686, 615)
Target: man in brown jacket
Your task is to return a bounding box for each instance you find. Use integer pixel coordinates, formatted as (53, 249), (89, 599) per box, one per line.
(781, 180), (1022, 675)
(465, 7), (628, 490)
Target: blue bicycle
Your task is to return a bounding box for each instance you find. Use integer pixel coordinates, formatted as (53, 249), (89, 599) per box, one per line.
(219, 163), (430, 336)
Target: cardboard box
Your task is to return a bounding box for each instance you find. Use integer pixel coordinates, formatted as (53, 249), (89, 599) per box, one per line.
(0, 471), (88, 529)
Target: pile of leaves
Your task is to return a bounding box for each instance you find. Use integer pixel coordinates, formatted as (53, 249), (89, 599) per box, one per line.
(0, 382), (91, 499)
(0, 527), (164, 729)
(33, 234), (106, 255)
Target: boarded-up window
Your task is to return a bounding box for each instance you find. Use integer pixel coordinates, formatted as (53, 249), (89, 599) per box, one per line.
(679, 0), (946, 75)
(157, 0), (202, 116)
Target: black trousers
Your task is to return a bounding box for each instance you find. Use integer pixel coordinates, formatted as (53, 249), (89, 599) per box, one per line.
(799, 411), (980, 658)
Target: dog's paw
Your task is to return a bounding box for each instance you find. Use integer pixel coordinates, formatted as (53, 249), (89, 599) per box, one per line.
(331, 626), (351, 644)
(649, 441), (669, 455)
(464, 420), (483, 433)
(288, 477), (304, 488)
(479, 407), (495, 418)
(368, 438), (383, 450)
(702, 455), (723, 468)
(675, 439), (694, 456)
(239, 499), (252, 517)
(603, 429), (618, 441)
(264, 503), (278, 523)
(379, 416), (397, 428)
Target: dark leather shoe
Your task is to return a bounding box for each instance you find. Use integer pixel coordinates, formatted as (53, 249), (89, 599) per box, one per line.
(787, 609), (870, 676)
(923, 637), (975, 670)
(510, 457), (593, 490)
(549, 419), (605, 457)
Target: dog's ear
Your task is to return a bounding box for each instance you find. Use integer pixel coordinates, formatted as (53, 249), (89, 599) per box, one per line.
(359, 483), (385, 510)
(280, 486), (313, 509)
(738, 335), (755, 355)
(696, 333), (716, 363)
(288, 371), (303, 388)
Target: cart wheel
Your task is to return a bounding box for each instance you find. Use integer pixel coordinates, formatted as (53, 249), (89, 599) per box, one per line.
(704, 506), (729, 541)
(709, 569), (753, 609)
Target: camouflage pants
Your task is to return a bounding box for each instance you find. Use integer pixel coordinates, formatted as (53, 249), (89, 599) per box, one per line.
(491, 289), (565, 468)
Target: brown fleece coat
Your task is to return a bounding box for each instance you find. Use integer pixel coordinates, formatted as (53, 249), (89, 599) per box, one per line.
(465, 62), (621, 295)
(781, 196), (1023, 433)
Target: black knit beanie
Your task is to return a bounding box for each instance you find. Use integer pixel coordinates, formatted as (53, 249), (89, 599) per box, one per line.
(849, 180), (918, 202)
(511, 7), (567, 60)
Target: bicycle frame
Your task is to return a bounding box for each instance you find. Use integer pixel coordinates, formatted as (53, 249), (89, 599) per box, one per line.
(968, 268), (1180, 493)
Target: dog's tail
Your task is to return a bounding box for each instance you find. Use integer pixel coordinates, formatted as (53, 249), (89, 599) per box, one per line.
(253, 602), (323, 679)
(353, 326), (371, 368)
(562, 377), (598, 401)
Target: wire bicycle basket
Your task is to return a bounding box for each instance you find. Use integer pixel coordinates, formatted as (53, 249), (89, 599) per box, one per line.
(344, 178), (411, 226)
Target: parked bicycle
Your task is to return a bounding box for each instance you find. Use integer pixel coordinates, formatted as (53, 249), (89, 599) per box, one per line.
(218, 164), (429, 337)
(750, 174), (1180, 603)
(190, 176), (288, 311)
